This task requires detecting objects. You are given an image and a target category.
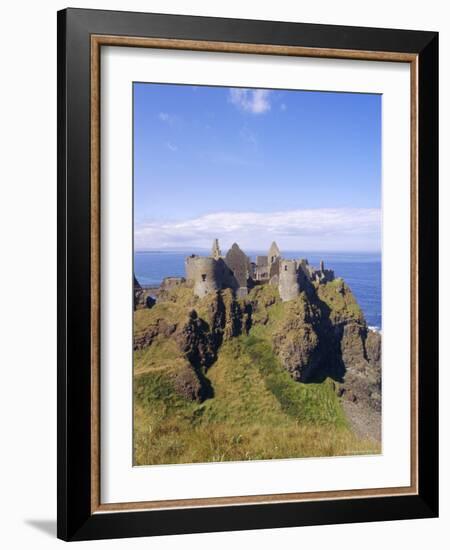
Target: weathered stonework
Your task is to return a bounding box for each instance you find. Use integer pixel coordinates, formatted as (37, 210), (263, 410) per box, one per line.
(279, 259), (300, 302)
(211, 238), (221, 260)
(184, 240), (335, 300)
(255, 255), (269, 281)
(135, 239), (336, 304)
(185, 256), (223, 298)
(225, 243), (251, 295)
(268, 241), (281, 266)
(161, 276), (186, 291)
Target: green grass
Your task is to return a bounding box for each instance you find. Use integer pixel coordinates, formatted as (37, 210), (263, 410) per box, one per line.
(134, 333), (379, 465)
(134, 284), (197, 337)
(242, 336), (347, 426)
(134, 338), (188, 375)
(316, 278), (364, 323)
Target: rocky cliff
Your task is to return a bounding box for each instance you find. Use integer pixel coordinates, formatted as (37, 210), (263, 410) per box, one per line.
(133, 278), (381, 412)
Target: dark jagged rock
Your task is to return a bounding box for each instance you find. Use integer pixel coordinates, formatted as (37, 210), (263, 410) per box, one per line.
(337, 322), (381, 411)
(340, 322), (368, 368)
(175, 290), (244, 370)
(223, 297), (243, 339)
(134, 319), (177, 350)
(271, 297), (322, 381)
(169, 363), (212, 402)
(366, 330), (381, 366)
(243, 303), (253, 334)
(134, 275), (143, 310)
(176, 311), (218, 370)
(338, 340), (381, 410)
(168, 291), (245, 400)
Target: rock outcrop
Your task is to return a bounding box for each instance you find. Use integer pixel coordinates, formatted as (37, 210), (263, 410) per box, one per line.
(176, 309), (218, 370)
(311, 280), (380, 409)
(134, 319), (177, 351)
(271, 296), (322, 381)
(339, 327), (381, 411)
(169, 362), (210, 401)
(133, 278), (381, 411)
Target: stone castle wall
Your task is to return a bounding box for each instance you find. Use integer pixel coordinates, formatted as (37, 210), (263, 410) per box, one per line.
(182, 241), (335, 301)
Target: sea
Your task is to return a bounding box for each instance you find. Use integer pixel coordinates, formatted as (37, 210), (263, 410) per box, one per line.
(134, 251), (382, 331)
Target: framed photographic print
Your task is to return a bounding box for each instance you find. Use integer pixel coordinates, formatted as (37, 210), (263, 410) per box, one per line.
(57, 8), (438, 541)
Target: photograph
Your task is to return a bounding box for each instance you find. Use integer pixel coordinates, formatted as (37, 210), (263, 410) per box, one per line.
(132, 82), (382, 466)
(51, 5), (438, 543)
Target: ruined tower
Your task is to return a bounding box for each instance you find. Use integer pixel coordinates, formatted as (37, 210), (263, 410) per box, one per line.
(278, 259), (300, 302)
(268, 241), (281, 281)
(225, 243), (251, 298)
(186, 256), (222, 298)
(255, 255), (269, 281)
(312, 259), (335, 284)
(211, 238), (222, 260)
(268, 241), (281, 265)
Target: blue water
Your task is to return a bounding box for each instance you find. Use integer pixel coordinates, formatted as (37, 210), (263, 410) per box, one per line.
(134, 251), (381, 330)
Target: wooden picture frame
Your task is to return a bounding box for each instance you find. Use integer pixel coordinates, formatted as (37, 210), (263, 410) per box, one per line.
(57, 8), (438, 541)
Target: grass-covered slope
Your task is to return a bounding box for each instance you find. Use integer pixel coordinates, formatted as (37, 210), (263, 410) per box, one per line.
(134, 335), (378, 465)
(133, 283), (381, 465)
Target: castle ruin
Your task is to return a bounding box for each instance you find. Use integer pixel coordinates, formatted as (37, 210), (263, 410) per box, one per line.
(185, 239), (335, 301)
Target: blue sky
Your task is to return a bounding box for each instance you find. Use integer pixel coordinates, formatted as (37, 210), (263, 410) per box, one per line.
(134, 83), (381, 252)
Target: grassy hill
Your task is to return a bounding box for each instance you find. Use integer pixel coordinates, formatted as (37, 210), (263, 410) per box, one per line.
(133, 283), (380, 465)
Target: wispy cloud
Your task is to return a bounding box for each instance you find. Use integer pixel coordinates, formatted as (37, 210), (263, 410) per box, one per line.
(228, 89), (272, 114)
(135, 208), (381, 252)
(280, 103), (287, 111)
(166, 142), (178, 152)
(158, 112), (178, 125)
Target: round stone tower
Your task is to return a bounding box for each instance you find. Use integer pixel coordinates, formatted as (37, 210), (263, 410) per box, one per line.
(185, 255), (198, 283)
(278, 259), (300, 302)
(188, 256), (221, 298)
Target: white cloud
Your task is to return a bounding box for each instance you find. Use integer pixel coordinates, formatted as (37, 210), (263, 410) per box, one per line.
(158, 112), (178, 125)
(166, 142), (178, 152)
(134, 208), (381, 252)
(228, 89), (271, 114)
